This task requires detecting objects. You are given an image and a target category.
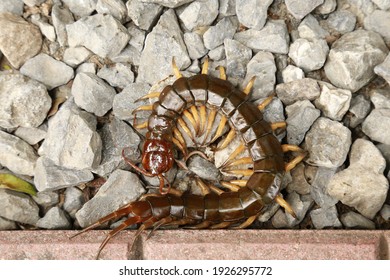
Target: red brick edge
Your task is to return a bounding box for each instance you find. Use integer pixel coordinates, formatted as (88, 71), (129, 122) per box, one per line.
(0, 230), (388, 260)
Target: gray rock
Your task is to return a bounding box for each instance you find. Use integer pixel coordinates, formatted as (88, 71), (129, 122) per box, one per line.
(243, 51), (276, 100)
(0, 216), (17, 230)
(0, 189), (40, 225)
(298, 14), (329, 40)
(96, 0), (127, 22)
(36, 206), (72, 229)
(287, 163), (311, 195)
(0, 131), (38, 176)
(66, 14), (130, 58)
(372, 0), (390, 10)
(93, 117), (141, 177)
(63, 47), (92, 67)
(364, 10), (390, 43)
(76, 62), (97, 74)
(32, 191), (59, 208)
(347, 94), (371, 128)
(305, 117), (351, 168)
(376, 143), (390, 169)
(14, 126), (47, 145)
(0, 13), (42, 69)
(0, 73), (51, 129)
(370, 88), (390, 109)
(314, 82), (352, 121)
(110, 45), (142, 66)
(127, 23), (146, 52)
(310, 167), (338, 209)
(310, 206), (342, 229)
(38, 99), (102, 170)
(225, 38), (252, 79)
(315, 0), (336, 14)
(184, 32), (208, 59)
(203, 16), (237, 50)
(323, 10), (356, 35)
(236, 0), (272, 30)
(0, 0), (24, 15)
(337, 0), (376, 24)
(276, 78), (320, 105)
(23, 0), (46, 6)
(178, 0), (219, 31)
(63, 186), (85, 219)
(324, 30), (388, 93)
(288, 38), (329, 72)
(51, 4), (74, 47)
(374, 53), (390, 85)
(75, 170), (146, 228)
(34, 157), (94, 192)
(126, 0), (163, 30)
(20, 53), (74, 90)
(33, 20), (56, 42)
(285, 0), (324, 20)
(97, 63), (134, 88)
(113, 82), (152, 122)
(260, 97), (286, 124)
(138, 9), (190, 85)
(234, 20), (290, 54)
(327, 139), (388, 219)
(140, 0), (193, 8)
(362, 109), (390, 145)
(71, 72), (116, 117)
(285, 100), (320, 145)
(340, 211), (375, 229)
(208, 46), (225, 61)
(187, 155), (221, 181)
(220, 0), (236, 17)
(61, 0), (96, 18)
(282, 65), (305, 83)
(380, 204), (390, 220)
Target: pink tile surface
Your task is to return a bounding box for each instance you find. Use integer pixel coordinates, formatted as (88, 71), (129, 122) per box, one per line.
(0, 230), (387, 260)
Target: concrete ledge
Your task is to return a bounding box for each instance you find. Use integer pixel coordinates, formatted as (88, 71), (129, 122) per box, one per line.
(0, 230), (388, 260)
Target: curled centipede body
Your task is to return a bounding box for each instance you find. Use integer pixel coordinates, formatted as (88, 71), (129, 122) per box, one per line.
(72, 58), (306, 258)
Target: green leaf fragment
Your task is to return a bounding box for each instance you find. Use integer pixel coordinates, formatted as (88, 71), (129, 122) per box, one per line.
(0, 174), (37, 196)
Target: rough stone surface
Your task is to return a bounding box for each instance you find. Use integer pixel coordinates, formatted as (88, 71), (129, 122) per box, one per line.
(276, 78), (320, 105)
(34, 157), (94, 192)
(285, 100), (320, 145)
(51, 4), (74, 47)
(323, 10), (356, 35)
(36, 207), (72, 230)
(203, 16), (237, 50)
(298, 14), (329, 39)
(236, 0), (272, 30)
(285, 0), (324, 20)
(141, 0), (193, 8)
(282, 65), (305, 83)
(66, 14), (130, 58)
(288, 38), (329, 72)
(0, 130), (38, 176)
(0, 189), (40, 225)
(187, 155), (221, 182)
(0, 73), (51, 129)
(97, 63), (134, 88)
(234, 20), (289, 54)
(138, 9), (190, 85)
(14, 126), (47, 146)
(126, 0), (163, 31)
(61, 0), (96, 17)
(38, 99), (102, 170)
(32, 191), (59, 208)
(305, 117), (351, 168)
(327, 139), (388, 219)
(347, 94), (371, 128)
(370, 88), (390, 109)
(184, 32), (208, 59)
(63, 47), (91, 67)
(0, 216), (17, 230)
(225, 39), (252, 79)
(63, 187), (85, 219)
(0, 0), (24, 15)
(96, 0), (127, 22)
(71, 73), (116, 117)
(20, 53), (74, 90)
(362, 109), (390, 145)
(314, 82), (352, 121)
(372, 0), (390, 10)
(75, 170), (146, 228)
(340, 212), (376, 229)
(364, 10), (390, 43)
(310, 167), (338, 209)
(324, 30), (388, 92)
(310, 206), (342, 229)
(374, 53), (390, 85)
(178, 0), (219, 31)
(0, 13), (42, 68)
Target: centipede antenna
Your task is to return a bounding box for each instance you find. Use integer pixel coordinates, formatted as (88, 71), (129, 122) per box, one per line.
(201, 57), (209, 74)
(243, 76), (256, 95)
(172, 57), (183, 78)
(275, 194), (297, 219)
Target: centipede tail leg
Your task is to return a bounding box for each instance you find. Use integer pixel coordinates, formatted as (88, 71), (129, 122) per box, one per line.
(275, 195), (297, 218)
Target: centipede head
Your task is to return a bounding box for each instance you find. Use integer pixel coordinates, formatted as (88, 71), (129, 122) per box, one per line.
(142, 139), (174, 175)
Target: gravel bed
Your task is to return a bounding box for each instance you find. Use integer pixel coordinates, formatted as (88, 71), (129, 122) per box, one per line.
(0, 0), (389, 233)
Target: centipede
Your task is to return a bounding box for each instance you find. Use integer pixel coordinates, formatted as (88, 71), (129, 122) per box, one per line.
(71, 58), (306, 259)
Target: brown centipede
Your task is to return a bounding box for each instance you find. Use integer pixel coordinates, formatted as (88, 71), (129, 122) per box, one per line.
(71, 58), (306, 259)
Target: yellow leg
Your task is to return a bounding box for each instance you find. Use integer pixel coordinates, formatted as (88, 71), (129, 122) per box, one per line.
(282, 144), (304, 153)
(177, 117), (194, 142)
(173, 127), (187, 150)
(135, 91), (160, 102)
(172, 138), (187, 157)
(209, 114), (227, 143)
(275, 194), (297, 218)
(201, 57), (209, 74)
(222, 156), (252, 168)
(202, 108), (217, 145)
(231, 215), (258, 229)
(222, 169), (253, 176)
(220, 181), (241, 192)
(257, 93), (275, 111)
(210, 221), (233, 229)
(229, 179), (247, 187)
(132, 104), (153, 114)
(285, 153), (306, 172)
(243, 76), (256, 95)
(219, 66), (226, 80)
(199, 105), (207, 135)
(182, 109), (197, 137)
(172, 57), (183, 78)
(221, 143), (246, 168)
(270, 121), (287, 131)
(134, 120), (148, 129)
(196, 177), (211, 196)
(216, 129), (236, 150)
(190, 106), (200, 135)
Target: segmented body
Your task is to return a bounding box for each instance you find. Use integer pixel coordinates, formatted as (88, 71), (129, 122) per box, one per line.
(141, 73), (285, 223)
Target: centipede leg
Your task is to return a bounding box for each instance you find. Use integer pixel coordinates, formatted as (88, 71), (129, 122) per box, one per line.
(243, 76), (256, 95)
(135, 91), (161, 102)
(270, 121), (287, 131)
(210, 221), (233, 229)
(134, 120), (148, 130)
(190, 106), (201, 135)
(281, 144), (307, 172)
(216, 128), (236, 150)
(201, 57), (209, 74)
(199, 105), (207, 135)
(172, 57), (183, 78)
(257, 93), (275, 111)
(202, 108), (217, 145)
(209, 114), (227, 143)
(275, 194), (297, 218)
(185, 220), (213, 229)
(219, 66), (226, 80)
(232, 215), (258, 229)
(221, 143), (246, 168)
